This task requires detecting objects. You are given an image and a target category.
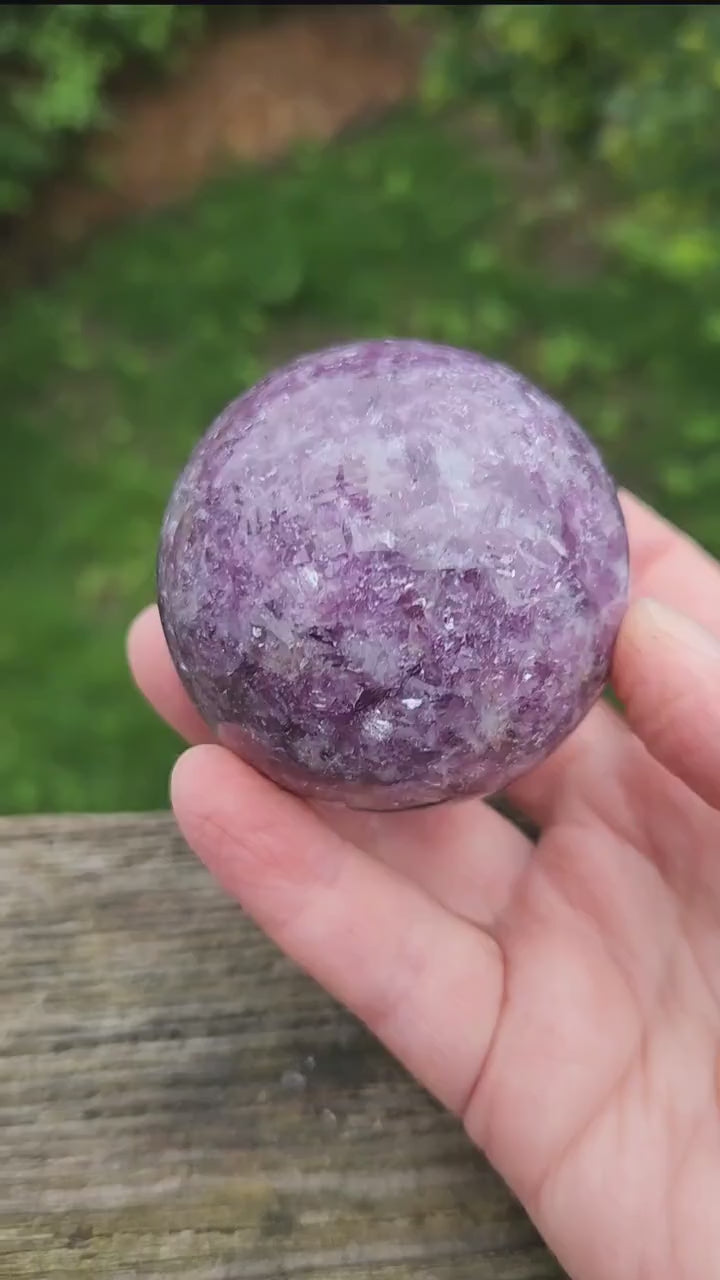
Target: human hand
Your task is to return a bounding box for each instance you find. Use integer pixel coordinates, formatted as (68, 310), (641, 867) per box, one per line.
(128, 491), (720, 1280)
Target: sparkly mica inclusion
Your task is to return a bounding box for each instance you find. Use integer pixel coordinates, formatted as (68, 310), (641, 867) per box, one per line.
(157, 340), (628, 810)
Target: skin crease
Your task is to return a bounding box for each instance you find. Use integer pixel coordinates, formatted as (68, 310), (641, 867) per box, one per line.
(128, 490), (720, 1280)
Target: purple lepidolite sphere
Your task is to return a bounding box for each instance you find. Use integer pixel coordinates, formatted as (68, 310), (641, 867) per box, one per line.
(157, 340), (628, 809)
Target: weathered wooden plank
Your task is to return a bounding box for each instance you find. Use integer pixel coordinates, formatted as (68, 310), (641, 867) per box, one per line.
(0, 814), (563, 1279)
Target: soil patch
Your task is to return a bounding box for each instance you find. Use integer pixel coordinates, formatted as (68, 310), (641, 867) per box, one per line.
(6, 7), (424, 284)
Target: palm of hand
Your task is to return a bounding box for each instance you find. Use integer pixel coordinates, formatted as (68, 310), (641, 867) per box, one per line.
(129, 493), (720, 1280)
(474, 717), (720, 1279)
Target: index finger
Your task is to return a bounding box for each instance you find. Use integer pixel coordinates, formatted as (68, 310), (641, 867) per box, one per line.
(620, 490), (720, 635)
(504, 490), (720, 827)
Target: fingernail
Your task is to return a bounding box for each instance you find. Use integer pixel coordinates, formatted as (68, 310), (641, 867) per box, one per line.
(635, 597), (720, 661)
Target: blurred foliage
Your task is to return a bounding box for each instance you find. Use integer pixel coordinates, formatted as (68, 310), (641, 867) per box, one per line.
(4, 5), (720, 812)
(0, 3), (205, 214)
(418, 4), (720, 287)
(4, 108), (720, 813)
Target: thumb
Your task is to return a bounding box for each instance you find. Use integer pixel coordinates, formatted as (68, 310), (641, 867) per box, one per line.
(612, 598), (720, 809)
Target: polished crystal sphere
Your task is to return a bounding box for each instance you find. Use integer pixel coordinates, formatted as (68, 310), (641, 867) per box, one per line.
(158, 340), (628, 809)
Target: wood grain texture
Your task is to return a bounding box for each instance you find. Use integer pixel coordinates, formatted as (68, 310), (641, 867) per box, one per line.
(0, 814), (563, 1279)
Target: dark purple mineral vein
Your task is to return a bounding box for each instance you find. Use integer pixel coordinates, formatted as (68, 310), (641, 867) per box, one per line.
(157, 339), (628, 809)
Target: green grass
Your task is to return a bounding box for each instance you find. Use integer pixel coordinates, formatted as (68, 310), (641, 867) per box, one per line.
(4, 109), (720, 813)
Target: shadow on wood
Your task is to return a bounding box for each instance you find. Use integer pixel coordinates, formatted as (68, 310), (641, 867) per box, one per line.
(0, 813), (563, 1278)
